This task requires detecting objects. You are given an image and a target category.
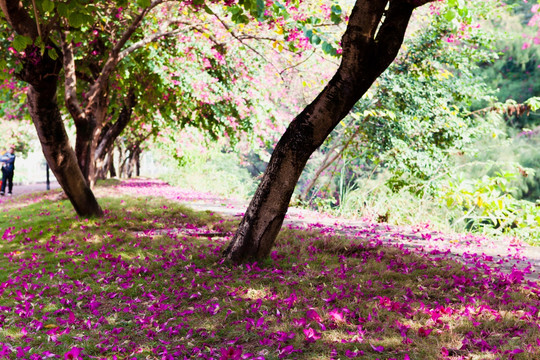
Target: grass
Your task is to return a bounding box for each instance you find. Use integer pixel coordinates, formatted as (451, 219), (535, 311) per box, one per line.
(0, 179), (539, 359)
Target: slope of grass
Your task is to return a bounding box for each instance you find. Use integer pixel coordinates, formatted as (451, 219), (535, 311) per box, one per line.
(0, 180), (539, 359)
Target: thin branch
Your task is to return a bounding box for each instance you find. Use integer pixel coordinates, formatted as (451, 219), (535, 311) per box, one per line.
(60, 29), (85, 126)
(86, 0), (167, 108)
(118, 28), (186, 61)
(279, 49), (316, 75)
(301, 118), (366, 201)
(212, 12), (287, 80)
(213, 13), (270, 62)
(30, 0), (41, 38)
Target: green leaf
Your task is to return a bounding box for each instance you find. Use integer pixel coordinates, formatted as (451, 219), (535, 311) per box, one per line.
(47, 47), (58, 60)
(457, 7), (468, 17)
(331, 4), (341, 15)
(41, 0), (54, 13)
(444, 8), (457, 21)
(322, 42), (336, 56)
(311, 34), (321, 45)
(12, 35), (31, 52)
(137, 0), (151, 7)
(68, 12), (84, 28)
(256, 0), (265, 19)
(330, 12), (341, 25)
(57, 2), (69, 17)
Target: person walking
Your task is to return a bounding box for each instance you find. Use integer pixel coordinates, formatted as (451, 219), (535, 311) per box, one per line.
(1, 145), (16, 196)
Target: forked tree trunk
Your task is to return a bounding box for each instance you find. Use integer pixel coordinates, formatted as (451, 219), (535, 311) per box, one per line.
(27, 85), (103, 217)
(94, 91), (136, 178)
(125, 145), (142, 178)
(223, 0), (432, 263)
(0, 0), (102, 218)
(21, 54), (103, 217)
(74, 94), (108, 187)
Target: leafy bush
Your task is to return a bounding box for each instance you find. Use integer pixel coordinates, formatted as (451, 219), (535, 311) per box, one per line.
(439, 170), (540, 243)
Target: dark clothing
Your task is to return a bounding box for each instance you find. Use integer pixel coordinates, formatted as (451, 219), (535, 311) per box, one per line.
(1, 168), (13, 194)
(0, 153), (15, 172)
(1, 152), (15, 194)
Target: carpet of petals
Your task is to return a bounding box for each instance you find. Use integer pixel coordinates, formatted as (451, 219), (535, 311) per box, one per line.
(0, 178), (539, 359)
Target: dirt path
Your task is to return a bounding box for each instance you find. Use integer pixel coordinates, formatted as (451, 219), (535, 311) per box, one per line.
(3, 181), (61, 197)
(8, 178), (540, 282)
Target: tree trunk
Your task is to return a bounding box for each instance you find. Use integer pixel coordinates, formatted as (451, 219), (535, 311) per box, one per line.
(108, 152), (117, 178)
(223, 0), (430, 263)
(74, 115), (97, 183)
(126, 145), (142, 178)
(75, 92), (109, 187)
(21, 54), (103, 217)
(95, 152), (109, 180)
(28, 88), (103, 217)
(118, 145), (127, 178)
(94, 91), (136, 178)
(1, 0), (102, 218)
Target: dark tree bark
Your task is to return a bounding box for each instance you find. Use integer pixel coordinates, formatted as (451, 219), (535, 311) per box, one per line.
(1, 0), (103, 218)
(108, 152), (117, 178)
(126, 145), (142, 178)
(118, 140), (142, 179)
(223, 0), (434, 263)
(27, 78), (103, 217)
(94, 90), (136, 179)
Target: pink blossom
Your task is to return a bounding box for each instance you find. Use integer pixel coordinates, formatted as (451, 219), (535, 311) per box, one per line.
(418, 327), (433, 337)
(303, 328), (321, 343)
(305, 309), (322, 322)
(64, 347), (83, 360)
(219, 346), (243, 359)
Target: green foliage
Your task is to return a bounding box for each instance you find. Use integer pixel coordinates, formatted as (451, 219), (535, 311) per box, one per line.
(337, 174), (454, 230)
(439, 169), (540, 242)
(0, 119), (35, 157)
(303, 12), (500, 200)
(368, 19), (498, 194)
(156, 136), (256, 199)
(478, 5), (540, 129)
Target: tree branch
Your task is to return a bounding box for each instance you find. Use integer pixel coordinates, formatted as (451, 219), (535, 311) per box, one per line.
(0, 0), (38, 39)
(95, 89), (137, 161)
(212, 12), (291, 80)
(86, 0), (167, 109)
(60, 29), (85, 126)
(118, 28), (185, 61)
